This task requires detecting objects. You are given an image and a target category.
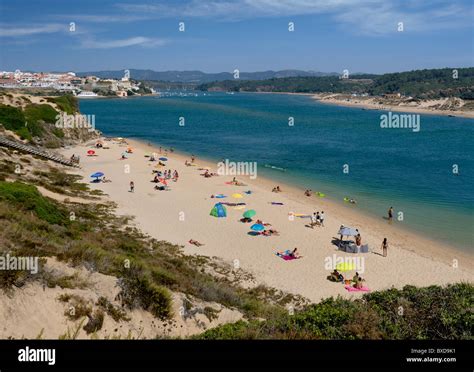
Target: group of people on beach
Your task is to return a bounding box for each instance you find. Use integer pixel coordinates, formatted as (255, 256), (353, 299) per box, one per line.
(272, 185), (282, 193)
(328, 270), (366, 289)
(310, 211), (325, 228)
(153, 169), (179, 182)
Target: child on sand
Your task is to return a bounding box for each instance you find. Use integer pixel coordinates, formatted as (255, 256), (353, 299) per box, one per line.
(129, 181), (134, 193)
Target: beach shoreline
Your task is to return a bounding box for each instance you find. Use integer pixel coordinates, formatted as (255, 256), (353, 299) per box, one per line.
(311, 93), (474, 119)
(238, 91), (474, 118)
(61, 136), (473, 303)
(126, 137), (474, 263)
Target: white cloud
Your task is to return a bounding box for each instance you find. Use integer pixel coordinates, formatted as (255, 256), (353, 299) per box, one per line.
(0, 24), (64, 37)
(117, 0), (473, 34)
(80, 36), (167, 49)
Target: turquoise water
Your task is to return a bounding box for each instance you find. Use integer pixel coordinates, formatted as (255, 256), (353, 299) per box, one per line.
(79, 93), (474, 252)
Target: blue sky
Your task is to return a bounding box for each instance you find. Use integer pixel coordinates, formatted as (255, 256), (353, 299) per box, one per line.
(0, 0), (473, 74)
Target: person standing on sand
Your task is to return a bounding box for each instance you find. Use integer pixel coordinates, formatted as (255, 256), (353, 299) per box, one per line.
(381, 238), (388, 257)
(320, 211), (325, 227)
(130, 181), (134, 193)
(388, 207), (393, 222)
(191, 155), (195, 163)
(355, 234), (362, 247)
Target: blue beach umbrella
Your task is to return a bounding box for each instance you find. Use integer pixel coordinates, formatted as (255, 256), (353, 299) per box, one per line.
(90, 172), (104, 182)
(90, 172), (104, 179)
(250, 223), (265, 232)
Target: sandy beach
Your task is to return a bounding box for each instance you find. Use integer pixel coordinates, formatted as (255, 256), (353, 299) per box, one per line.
(312, 94), (474, 119)
(61, 138), (474, 303)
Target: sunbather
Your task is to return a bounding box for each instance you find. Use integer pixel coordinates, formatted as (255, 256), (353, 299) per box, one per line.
(352, 272), (360, 283)
(189, 239), (204, 247)
(328, 269), (344, 282)
(289, 248), (300, 258)
(354, 277), (365, 289)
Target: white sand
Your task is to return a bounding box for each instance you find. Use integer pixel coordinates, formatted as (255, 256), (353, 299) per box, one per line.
(61, 138), (473, 303)
(312, 94), (474, 118)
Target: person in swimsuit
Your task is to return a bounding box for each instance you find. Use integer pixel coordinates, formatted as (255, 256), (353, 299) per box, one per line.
(381, 237), (388, 257)
(289, 248), (300, 258)
(355, 234), (362, 247)
(129, 181), (134, 192)
(388, 207), (393, 222)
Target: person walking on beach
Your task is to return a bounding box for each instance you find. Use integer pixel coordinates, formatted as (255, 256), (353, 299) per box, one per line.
(310, 213), (318, 229)
(381, 238), (388, 257)
(388, 207), (393, 222)
(320, 211), (325, 227)
(355, 233), (362, 247)
(130, 181), (135, 193)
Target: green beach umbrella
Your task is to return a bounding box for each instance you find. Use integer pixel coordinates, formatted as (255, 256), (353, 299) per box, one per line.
(243, 209), (256, 219)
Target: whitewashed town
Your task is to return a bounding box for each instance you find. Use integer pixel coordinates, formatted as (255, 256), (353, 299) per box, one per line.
(0, 69), (154, 97)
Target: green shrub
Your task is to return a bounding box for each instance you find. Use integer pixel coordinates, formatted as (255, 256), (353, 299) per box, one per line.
(46, 95), (78, 114)
(0, 104), (26, 131)
(0, 181), (66, 225)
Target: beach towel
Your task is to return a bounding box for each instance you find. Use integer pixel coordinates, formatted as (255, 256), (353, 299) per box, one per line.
(344, 285), (370, 292)
(233, 206), (246, 210)
(215, 194), (227, 198)
(276, 250), (300, 261)
(271, 202), (284, 205)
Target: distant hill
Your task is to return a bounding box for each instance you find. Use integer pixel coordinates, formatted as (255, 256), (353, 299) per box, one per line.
(76, 69), (338, 83)
(197, 67), (474, 99)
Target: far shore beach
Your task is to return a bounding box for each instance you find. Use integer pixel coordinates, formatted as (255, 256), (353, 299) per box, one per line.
(61, 137), (474, 303)
(311, 94), (474, 119)
(242, 91), (474, 118)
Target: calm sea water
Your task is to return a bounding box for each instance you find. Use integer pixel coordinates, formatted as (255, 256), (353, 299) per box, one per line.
(79, 93), (474, 252)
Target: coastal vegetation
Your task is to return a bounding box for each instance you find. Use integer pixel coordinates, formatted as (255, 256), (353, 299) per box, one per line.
(197, 67), (474, 99)
(196, 283), (474, 340)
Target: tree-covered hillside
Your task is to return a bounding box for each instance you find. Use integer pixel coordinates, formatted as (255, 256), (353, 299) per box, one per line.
(197, 68), (474, 99)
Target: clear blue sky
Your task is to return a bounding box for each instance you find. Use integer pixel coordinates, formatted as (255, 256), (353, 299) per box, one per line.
(0, 0), (473, 73)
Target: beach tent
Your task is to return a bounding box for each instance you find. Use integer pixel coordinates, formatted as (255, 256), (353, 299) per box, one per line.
(250, 223), (265, 232)
(210, 203), (227, 218)
(243, 209), (256, 219)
